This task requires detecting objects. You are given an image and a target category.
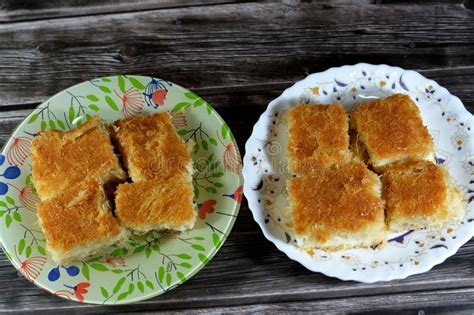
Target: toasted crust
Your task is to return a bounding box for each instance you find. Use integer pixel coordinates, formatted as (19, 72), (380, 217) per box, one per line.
(31, 117), (126, 201)
(287, 103), (351, 173)
(382, 160), (465, 232)
(350, 94), (434, 170)
(37, 180), (126, 264)
(115, 175), (196, 232)
(113, 112), (192, 182)
(287, 162), (387, 251)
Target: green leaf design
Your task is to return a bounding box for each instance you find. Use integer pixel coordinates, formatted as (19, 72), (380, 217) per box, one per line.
(40, 121), (47, 131)
(166, 273), (172, 286)
(99, 86), (112, 94)
(177, 253), (192, 260)
(28, 114), (38, 124)
(57, 120), (66, 130)
(152, 244), (160, 252)
(137, 281), (144, 293)
(5, 214), (12, 228)
(85, 113), (93, 121)
(193, 99), (204, 108)
(88, 104), (100, 111)
(86, 256), (103, 263)
(201, 140), (208, 151)
(113, 277), (126, 294)
(18, 239), (25, 255)
(193, 185), (199, 199)
(87, 95), (100, 102)
(184, 91), (198, 99)
(191, 244), (205, 252)
(210, 161), (220, 170)
(213, 182), (224, 188)
(111, 248), (128, 257)
(129, 77), (145, 90)
(209, 138), (218, 146)
(179, 262), (192, 269)
(221, 123), (230, 140)
(26, 245), (32, 258)
(112, 269), (124, 274)
(0, 201), (6, 208)
(100, 287), (109, 299)
(117, 292), (128, 301)
(0, 210), (5, 217)
(177, 271), (186, 282)
(212, 233), (220, 247)
(205, 187), (217, 194)
(37, 246), (46, 256)
(68, 106), (75, 123)
(206, 104), (213, 115)
(158, 266), (165, 283)
(212, 172), (225, 178)
(133, 245), (145, 254)
(198, 253), (209, 264)
(101, 77), (112, 82)
(118, 76), (126, 93)
(193, 236), (205, 241)
(6, 196), (15, 205)
(145, 280), (154, 290)
(48, 120), (55, 129)
(13, 212), (22, 222)
(177, 129), (187, 136)
(90, 263), (109, 272)
(145, 247), (152, 258)
(128, 283), (135, 294)
(172, 102), (191, 113)
(81, 264), (90, 280)
(105, 96), (119, 111)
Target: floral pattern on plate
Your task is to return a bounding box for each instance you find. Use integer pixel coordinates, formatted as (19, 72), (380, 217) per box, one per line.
(0, 75), (242, 304)
(243, 63), (474, 283)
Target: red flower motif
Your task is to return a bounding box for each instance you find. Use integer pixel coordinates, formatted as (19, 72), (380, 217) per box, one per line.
(73, 282), (90, 302)
(223, 186), (243, 203)
(198, 200), (217, 219)
(14, 245), (46, 283)
(115, 88), (145, 118)
(170, 111), (188, 129)
(233, 186), (243, 203)
(19, 183), (40, 212)
(7, 136), (32, 166)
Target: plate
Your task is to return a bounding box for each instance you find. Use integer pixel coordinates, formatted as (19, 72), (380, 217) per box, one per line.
(0, 75), (242, 304)
(243, 63), (474, 283)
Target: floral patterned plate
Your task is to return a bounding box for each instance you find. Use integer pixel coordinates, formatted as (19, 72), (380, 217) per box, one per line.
(0, 75), (242, 303)
(243, 63), (474, 283)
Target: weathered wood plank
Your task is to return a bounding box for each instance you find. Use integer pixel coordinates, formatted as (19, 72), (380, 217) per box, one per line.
(0, 2), (472, 106)
(0, 0), (248, 23)
(0, 83), (473, 311)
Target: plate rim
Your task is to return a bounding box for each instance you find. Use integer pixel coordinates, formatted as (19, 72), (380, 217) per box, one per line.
(0, 74), (243, 304)
(242, 63), (474, 283)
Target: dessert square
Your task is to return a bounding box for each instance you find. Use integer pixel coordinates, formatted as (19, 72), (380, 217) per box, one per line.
(287, 162), (387, 250)
(350, 94), (434, 171)
(287, 103), (351, 173)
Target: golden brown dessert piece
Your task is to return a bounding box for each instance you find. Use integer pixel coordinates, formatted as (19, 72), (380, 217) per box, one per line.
(350, 94), (435, 171)
(37, 180), (127, 264)
(115, 175), (196, 232)
(382, 160), (465, 232)
(286, 103), (352, 173)
(31, 117), (126, 201)
(114, 112), (196, 233)
(113, 112), (192, 182)
(287, 162), (387, 251)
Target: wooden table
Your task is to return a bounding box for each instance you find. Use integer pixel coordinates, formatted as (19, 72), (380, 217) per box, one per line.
(0, 0), (473, 313)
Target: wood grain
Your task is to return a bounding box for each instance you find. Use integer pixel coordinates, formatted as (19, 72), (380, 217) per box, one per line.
(0, 2), (473, 106)
(1, 0), (474, 312)
(0, 0), (247, 23)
